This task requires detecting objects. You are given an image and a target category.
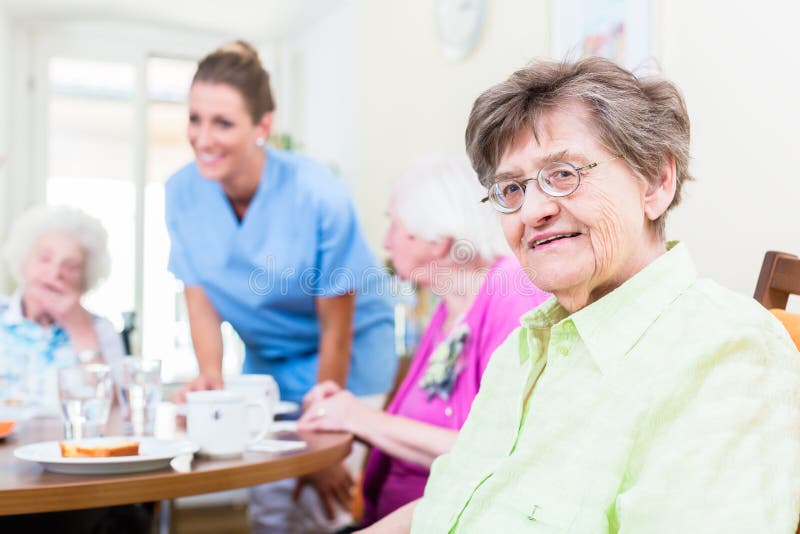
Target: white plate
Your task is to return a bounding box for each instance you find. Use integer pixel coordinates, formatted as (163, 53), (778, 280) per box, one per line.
(269, 420), (298, 433)
(274, 400), (300, 416)
(175, 400), (299, 416)
(14, 436), (199, 475)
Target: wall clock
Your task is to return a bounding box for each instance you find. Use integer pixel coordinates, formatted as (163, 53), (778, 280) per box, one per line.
(436, 0), (487, 60)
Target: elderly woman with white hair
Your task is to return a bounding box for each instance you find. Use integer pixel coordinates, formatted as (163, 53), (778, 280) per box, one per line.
(0, 205), (124, 409)
(298, 155), (550, 528)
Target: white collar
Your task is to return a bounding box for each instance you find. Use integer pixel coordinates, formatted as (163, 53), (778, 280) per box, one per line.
(1, 289), (26, 326)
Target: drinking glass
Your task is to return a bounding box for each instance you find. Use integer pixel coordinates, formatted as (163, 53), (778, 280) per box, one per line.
(57, 364), (113, 440)
(116, 357), (162, 437)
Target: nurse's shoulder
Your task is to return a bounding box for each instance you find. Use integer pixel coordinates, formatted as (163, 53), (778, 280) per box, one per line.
(270, 148), (353, 209)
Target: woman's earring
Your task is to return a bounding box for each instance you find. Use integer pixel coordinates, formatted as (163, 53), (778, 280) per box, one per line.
(255, 137), (265, 147)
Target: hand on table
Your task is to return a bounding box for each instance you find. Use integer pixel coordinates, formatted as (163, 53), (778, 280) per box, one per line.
(173, 373), (224, 403)
(302, 380), (343, 411)
(298, 390), (373, 435)
(293, 462), (354, 520)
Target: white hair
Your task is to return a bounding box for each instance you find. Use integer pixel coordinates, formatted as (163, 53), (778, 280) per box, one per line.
(3, 205), (111, 292)
(391, 154), (509, 262)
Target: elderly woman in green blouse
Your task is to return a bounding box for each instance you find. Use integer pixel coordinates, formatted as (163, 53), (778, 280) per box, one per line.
(365, 57), (800, 533)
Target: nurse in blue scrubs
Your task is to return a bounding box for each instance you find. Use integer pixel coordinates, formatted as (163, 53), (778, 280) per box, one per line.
(165, 40), (396, 533)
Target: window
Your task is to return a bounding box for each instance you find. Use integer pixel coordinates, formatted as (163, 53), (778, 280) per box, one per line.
(44, 55), (245, 382)
(46, 57), (137, 331)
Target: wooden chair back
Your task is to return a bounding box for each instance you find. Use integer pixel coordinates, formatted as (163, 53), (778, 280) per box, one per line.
(753, 251), (800, 310)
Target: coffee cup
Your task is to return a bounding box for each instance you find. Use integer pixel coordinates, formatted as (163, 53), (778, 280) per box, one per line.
(224, 374), (280, 425)
(185, 390), (270, 458)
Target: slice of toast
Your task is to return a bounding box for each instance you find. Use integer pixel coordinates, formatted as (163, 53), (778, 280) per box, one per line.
(60, 440), (140, 458)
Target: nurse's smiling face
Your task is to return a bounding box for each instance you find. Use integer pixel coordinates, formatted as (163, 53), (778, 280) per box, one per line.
(187, 82), (270, 184)
(497, 102), (674, 312)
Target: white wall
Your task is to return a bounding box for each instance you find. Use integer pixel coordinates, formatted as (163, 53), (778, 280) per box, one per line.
(659, 0), (800, 295)
(284, 0), (359, 190)
(356, 0), (550, 253)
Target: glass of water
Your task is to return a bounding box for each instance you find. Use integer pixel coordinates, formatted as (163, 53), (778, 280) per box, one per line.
(57, 364), (113, 440)
(116, 357), (162, 437)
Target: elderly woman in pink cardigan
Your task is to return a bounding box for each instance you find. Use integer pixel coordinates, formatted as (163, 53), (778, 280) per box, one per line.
(298, 155), (550, 528)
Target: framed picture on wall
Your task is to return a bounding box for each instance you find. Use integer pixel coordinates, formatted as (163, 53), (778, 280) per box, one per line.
(552, 0), (652, 72)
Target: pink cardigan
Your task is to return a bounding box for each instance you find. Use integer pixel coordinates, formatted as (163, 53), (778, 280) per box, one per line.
(361, 256), (551, 525)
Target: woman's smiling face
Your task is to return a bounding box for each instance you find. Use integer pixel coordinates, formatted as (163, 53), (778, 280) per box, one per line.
(187, 82), (266, 183)
(496, 102), (664, 312)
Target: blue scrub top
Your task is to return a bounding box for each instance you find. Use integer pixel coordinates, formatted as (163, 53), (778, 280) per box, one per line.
(165, 148), (396, 403)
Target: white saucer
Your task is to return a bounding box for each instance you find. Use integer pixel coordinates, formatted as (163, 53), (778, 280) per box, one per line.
(175, 400), (299, 416)
(274, 400), (300, 416)
(15, 436), (198, 475)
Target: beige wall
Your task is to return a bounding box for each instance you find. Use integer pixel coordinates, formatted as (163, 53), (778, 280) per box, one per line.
(356, 0), (550, 255)
(354, 0), (799, 297)
(659, 0), (800, 296)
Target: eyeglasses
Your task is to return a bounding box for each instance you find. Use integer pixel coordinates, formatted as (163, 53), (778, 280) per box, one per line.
(480, 157), (619, 213)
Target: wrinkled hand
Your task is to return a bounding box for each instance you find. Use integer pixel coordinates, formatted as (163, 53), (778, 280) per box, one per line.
(298, 390), (370, 434)
(302, 380), (343, 411)
(173, 373), (224, 403)
(293, 463), (354, 520)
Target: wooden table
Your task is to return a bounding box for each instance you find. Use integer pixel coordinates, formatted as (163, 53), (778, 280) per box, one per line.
(0, 413), (352, 515)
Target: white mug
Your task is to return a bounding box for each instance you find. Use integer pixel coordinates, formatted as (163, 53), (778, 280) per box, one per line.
(224, 374), (280, 425)
(186, 390), (270, 458)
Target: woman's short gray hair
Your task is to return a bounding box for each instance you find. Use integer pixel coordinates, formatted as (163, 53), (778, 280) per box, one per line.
(3, 205), (111, 292)
(391, 154), (509, 263)
(465, 56), (693, 240)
